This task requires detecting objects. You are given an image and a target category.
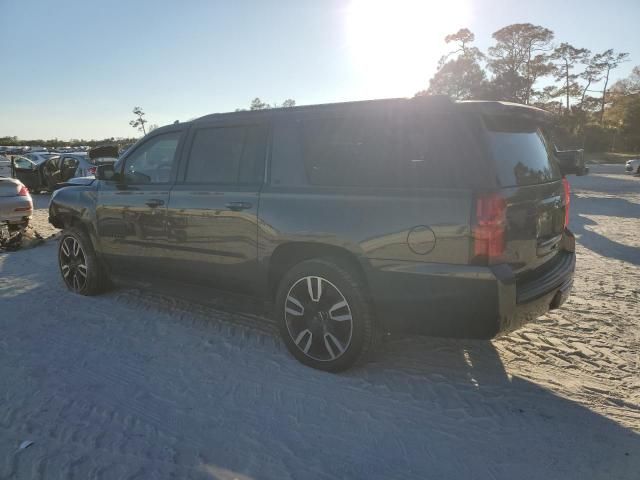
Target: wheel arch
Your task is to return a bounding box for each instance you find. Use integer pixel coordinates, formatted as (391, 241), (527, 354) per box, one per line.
(58, 215), (101, 253)
(267, 242), (371, 299)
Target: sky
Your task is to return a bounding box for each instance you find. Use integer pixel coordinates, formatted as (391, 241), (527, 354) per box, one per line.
(1, 0), (638, 140)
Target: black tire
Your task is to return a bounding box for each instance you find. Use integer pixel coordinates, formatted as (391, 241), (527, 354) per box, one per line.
(275, 258), (376, 372)
(58, 226), (110, 295)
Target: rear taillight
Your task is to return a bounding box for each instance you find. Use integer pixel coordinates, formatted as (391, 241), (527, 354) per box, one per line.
(473, 192), (506, 263)
(87, 166), (97, 175)
(562, 177), (570, 227)
(18, 185), (29, 196)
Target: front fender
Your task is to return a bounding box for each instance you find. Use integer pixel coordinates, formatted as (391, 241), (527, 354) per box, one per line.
(49, 184), (99, 246)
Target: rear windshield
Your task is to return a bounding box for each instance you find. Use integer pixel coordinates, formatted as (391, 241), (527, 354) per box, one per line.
(484, 116), (561, 187)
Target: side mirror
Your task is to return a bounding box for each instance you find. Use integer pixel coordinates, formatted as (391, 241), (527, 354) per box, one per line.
(96, 164), (117, 181)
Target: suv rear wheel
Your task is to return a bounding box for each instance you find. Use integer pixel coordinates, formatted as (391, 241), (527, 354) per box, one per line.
(275, 258), (375, 372)
(58, 226), (110, 295)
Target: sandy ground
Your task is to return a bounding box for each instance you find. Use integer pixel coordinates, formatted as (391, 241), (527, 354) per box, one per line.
(0, 165), (638, 479)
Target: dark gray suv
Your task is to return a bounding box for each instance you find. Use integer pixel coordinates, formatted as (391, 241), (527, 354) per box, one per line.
(49, 97), (576, 371)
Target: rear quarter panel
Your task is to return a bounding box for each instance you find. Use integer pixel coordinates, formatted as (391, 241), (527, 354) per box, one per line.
(258, 186), (473, 272)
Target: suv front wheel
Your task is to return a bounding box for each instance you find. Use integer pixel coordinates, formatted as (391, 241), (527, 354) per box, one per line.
(58, 226), (109, 295)
(275, 258), (376, 372)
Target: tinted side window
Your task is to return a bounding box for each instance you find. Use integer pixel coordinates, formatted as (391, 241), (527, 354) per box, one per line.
(124, 132), (181, 184)
(185, 125), (267, 185)
(270, 120), (307, 186)
(298, 112), (473, 188)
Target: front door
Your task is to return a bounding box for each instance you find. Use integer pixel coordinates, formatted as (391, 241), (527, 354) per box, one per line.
(166, 122), (268, 294)
(96, 130), (185, 274)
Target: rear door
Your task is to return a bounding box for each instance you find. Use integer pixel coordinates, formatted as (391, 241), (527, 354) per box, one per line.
(42, 156), (64, 187)
(166, 120), (268, 293)
(60, 156), (80, 182)
(483, 115), (566, 274)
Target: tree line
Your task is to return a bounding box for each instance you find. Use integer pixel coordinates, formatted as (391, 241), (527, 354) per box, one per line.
(419, 24), (639, 152)
(0, 135), (139, 149)
(1, 99), (296, 148)
(5, 26), (638, 154)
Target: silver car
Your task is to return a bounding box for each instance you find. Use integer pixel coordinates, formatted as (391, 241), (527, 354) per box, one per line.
(0, 177), (33, 248)
(57, 152), (115, 177)
(625, 158), (640, 175)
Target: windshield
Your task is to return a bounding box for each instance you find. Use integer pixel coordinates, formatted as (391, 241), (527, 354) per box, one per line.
(485, 116), (561, 187)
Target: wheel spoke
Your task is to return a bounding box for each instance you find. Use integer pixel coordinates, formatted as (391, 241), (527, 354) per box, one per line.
(307, 276), (322, 302)
(61, 264), (71, 278)
(294, 329), (313, 353)
(72, 239), (81, 258)
(76, 264), (87, 278)
(324, 332), (345, 360)
(285, 275), (353, 362)
(328, 300), (351, 322)
(61, 240), (71, 257)
(285, 295), (304, 316)
(72, 272), (81, 291)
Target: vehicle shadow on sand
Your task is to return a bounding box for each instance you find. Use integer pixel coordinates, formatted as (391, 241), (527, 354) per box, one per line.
(1, 245), (638, 479)
(571, 195), (640, 265)
(351, 334), (639, 479)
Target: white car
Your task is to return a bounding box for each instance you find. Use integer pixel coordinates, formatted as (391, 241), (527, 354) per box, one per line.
(625, 158), (640, 175)
(0, 177), (33, 248)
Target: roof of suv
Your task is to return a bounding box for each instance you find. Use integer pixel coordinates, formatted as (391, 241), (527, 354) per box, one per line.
(195, 96), (550, 123)
(147, 97), (551, 136)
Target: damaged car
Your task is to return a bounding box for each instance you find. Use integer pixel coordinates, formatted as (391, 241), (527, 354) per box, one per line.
(0, 177), (32, 249)
(13, 145), (118, 193)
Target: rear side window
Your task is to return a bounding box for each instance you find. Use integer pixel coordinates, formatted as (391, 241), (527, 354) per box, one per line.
(185, 125), (267, 185)
(484, 117), (561, 187)
(271, 111), (477, 188)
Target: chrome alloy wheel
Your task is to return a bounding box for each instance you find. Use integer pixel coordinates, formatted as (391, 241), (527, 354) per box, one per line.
(59, 236), (88, 292)
(284, 276), (353, 362)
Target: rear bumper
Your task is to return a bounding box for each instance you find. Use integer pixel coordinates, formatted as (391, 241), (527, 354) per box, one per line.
(1, 195), (33, 223)
(367, 232), (576, 338)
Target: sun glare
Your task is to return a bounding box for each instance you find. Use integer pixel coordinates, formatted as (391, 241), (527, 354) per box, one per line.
(345, 0), (471, 97)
